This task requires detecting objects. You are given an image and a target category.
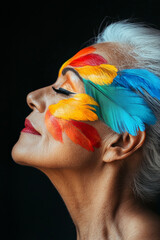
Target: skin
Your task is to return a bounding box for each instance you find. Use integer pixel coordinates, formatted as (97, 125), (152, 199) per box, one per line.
(12, 42), (160, 240)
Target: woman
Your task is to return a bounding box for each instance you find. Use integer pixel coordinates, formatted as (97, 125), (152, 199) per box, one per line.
(12, 20), (160, 240)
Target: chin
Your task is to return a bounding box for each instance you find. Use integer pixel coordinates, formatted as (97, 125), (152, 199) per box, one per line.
(11, 132), (42, 167)
(12, 141), (31, 166)
(11, 131), (62, 169)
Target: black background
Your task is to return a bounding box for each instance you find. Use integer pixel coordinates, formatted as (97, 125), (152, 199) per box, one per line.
(1, 0), (160, 239)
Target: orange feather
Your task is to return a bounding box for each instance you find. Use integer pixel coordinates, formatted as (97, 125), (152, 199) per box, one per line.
(45, 110), (63, 142)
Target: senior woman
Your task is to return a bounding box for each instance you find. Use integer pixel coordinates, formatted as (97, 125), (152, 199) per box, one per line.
(12, 20), (160, 240)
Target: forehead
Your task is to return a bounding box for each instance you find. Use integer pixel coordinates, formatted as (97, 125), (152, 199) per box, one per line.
(55, 44), (119, 93)
(58, 44), (109, 77)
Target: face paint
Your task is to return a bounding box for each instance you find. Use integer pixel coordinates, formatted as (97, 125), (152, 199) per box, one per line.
(69, 53), (108, 67)
(45, 94), (101, 152)
(58, 46), (96, 77)
(46, 46), (118, 151)
(46, 45), (159, 150)
(74, 64), (117, 85)
(59, 46), (118, 86)
(48, 93), (99, 121)
(58, 46), (160, 137)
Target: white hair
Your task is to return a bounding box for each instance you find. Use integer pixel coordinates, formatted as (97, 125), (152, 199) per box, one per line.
(96, 20), (160, 202)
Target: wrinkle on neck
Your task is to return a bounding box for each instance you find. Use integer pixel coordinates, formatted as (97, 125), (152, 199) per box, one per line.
(39, 157), (138, 240)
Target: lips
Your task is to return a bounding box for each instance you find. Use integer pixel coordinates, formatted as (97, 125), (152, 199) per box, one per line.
(21, 119), (41, 135)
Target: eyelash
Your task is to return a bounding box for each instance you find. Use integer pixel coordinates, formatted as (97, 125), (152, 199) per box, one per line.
(52, 86), (74, 96)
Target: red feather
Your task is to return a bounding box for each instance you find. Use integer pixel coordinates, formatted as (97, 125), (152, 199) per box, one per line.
(70, 53), (107, 67)
(45, 110), (101, 151)
(70, 120), (101, 148)
(59, 119), (94, 152)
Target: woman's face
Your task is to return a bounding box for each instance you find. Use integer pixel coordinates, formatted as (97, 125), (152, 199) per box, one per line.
(12, 43), (116, 169)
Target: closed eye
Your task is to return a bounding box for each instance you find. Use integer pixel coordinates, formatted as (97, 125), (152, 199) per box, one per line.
(52, 86), (74, 95)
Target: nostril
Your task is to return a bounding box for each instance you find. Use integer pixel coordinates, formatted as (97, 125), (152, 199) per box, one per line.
(29, 102), (35, 109)
(26, 90), (46, 113)
(27, 93), (35, 109)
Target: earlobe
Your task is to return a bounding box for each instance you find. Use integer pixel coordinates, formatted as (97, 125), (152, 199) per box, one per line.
(102, 131), (146, 163)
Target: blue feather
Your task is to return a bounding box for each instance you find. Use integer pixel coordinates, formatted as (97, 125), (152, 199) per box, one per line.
(113, 69), (160, 100)
(83, 79), (156, 136)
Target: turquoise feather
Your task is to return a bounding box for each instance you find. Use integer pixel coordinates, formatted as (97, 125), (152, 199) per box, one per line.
(83, 79), (156, 136)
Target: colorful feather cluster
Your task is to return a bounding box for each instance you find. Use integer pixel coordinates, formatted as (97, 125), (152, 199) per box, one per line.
(58, 46), (96, 77)
(46, 45), (160, 152)
(83, 69), (160, 136)
(45, 93), (101, 151)
(58, 46), (118, 86)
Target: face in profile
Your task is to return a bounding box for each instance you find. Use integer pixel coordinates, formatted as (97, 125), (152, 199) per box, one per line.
(12, 44), (116, 170)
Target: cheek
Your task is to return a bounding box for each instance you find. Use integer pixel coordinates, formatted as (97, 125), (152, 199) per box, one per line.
(43, 133), (101, 169)
(11, 119), (102, 169)
(43, 112), (102, 168)
(45, 112), (101, 152)
(11, 131), (93, 169)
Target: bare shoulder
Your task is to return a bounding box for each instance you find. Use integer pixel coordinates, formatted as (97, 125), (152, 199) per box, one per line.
(124, 209), (160, 240)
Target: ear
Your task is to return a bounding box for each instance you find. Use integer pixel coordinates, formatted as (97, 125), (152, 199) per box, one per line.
(102, 131), (146, 163)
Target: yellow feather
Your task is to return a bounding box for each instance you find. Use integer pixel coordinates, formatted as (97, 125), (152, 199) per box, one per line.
(73, 93), (99, 106)
(75, 64), (118, 85)
(48, 93), (99, 121)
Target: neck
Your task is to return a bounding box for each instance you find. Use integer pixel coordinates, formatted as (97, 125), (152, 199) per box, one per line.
(40, 160), (139, 240)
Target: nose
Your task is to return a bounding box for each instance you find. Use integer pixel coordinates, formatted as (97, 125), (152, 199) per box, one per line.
(27, 88), (47, 113)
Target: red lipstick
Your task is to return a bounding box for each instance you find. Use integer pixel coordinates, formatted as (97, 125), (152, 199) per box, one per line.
(21, 119), (41, 135)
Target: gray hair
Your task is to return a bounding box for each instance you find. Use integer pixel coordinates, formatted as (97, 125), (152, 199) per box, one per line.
(96, 20), (160, 202)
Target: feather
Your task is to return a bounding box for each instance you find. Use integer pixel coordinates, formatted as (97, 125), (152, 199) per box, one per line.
(75, 64), (118, 85)
(83, 79), (156, 136)
(60, 119), (101, 151)
(69, 53), (107, 67)
(58, 46), (95, 77)
(45, 114), (101, 151)
(48, 93), (99, 121)
(62, 120), (94, 151)
(113, 69), (160, 100)
(69, 46), (95, 60)
(45, 110), (63, 142)
(70, 120), (101, 148)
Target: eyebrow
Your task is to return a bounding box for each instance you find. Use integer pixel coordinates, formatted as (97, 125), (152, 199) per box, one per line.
(62, 67), (83, 82)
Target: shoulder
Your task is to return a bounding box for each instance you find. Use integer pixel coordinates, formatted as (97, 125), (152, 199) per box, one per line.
(123, 210), (160, 240)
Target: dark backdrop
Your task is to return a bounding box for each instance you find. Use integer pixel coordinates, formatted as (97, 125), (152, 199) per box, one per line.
(1, 1), (160, 239)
